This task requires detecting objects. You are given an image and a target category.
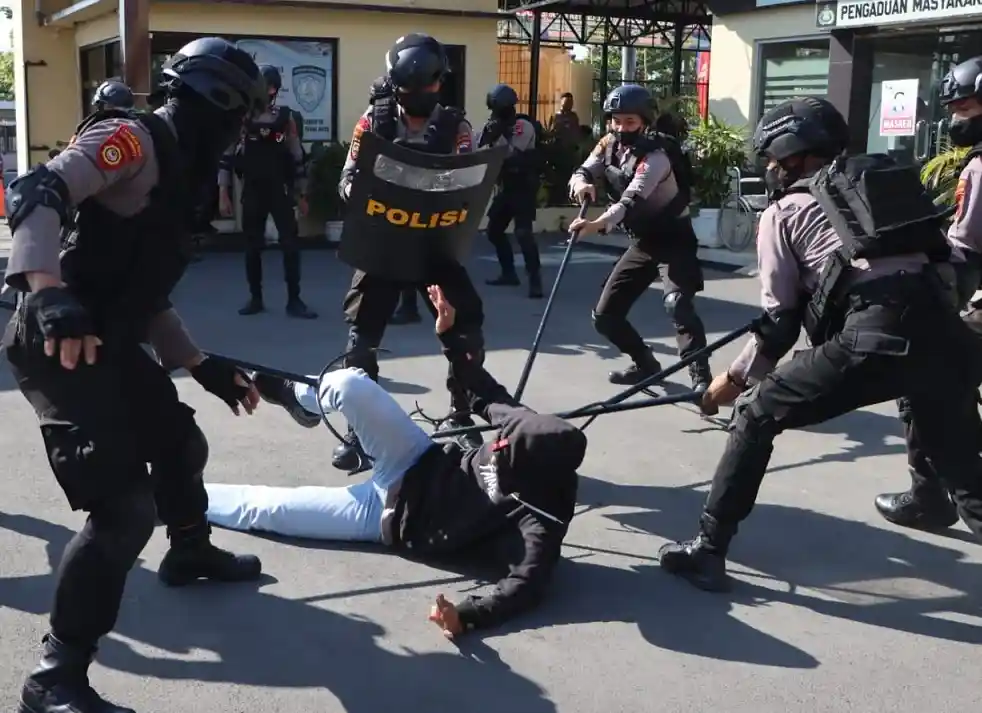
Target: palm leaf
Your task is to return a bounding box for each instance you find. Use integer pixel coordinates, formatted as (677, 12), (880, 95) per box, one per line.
(920, 146), (969, 206)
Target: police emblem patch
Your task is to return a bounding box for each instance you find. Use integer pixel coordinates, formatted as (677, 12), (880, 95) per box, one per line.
(96, 125), (142, 171)
(100, 144), (122, 167)
(292, 65), (327, 113)
(956, 178), (968, 222)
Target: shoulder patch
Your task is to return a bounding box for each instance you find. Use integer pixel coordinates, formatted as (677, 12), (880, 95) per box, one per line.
(514, 121), (524, 137)
(97, 124), (143, 171)
(350, 116), (370, 160)
(456, 124), (473, 153)
(955, 178), (968, 222)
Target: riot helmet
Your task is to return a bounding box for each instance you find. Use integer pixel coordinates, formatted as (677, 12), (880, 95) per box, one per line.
(487, 83), (519, 120)
(603, 84), (655, 146)
(259, 64), (282, 105)
(752, 96), (849, 197)
(385, 33), (448, 118)
(941, 56), (982, 147)
(92, 80), (134, 110)
(162, 37), (267, 118)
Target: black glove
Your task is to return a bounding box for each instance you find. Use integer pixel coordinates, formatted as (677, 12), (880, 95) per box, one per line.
(190, 357), (252, 412)
(480, 120), (504, 147)
(28, 287), (94, 342)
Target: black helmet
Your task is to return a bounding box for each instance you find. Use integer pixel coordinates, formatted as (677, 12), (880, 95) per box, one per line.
(385, 33), (448, 91)
(941, 56), (982, 105)
(603, 84), (655, 123)
(752, 96), (849, 161)
(487, 84), (519, 112)
(162, 37), (266, 116)
(93, 80), (134, 109)
(259, 64), (282, 92)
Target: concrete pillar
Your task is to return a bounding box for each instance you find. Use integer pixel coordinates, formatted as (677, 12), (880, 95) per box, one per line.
(13, 0), (79, 171)
(120, 0), (151, 106)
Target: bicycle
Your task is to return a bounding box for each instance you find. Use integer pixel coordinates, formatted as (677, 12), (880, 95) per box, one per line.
(716, 166), (769, 252)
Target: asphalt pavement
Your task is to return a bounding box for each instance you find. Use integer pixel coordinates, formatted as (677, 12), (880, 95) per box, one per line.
(0, 239), (979, 713)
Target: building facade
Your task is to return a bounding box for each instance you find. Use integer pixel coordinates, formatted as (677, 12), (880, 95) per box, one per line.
(708, 0), (982, 166)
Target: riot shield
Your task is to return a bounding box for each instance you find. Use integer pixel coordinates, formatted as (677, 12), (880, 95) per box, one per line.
(339, 131), (508, 283)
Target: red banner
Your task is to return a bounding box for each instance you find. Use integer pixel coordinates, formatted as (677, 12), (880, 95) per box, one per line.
(696, 52), (710, 120)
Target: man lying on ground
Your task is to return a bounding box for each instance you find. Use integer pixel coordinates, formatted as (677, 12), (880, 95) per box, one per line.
(205, 285), (587, 638)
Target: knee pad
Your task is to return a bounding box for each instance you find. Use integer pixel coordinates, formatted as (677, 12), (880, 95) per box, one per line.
(663, 291), (695, 323)
(592, 310), (621, 337)
(88, 491), (157, 567)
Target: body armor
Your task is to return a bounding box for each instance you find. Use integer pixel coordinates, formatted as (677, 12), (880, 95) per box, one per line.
(370, 84), (463, 155)
(240, 105), (294, 185)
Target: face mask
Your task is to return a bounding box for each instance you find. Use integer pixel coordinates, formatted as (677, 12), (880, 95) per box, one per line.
(493, 106), (516, 121)
(398, 91), (440, 118)
(617, 129), (642, 146)
(949, 115), (982, 147)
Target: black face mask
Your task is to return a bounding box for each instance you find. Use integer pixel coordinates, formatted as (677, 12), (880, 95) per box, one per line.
(617, 129), (642, 146)
(492, 106), (516, 122)
(949, 115), (982, 147)
(398, 91), (440, 118)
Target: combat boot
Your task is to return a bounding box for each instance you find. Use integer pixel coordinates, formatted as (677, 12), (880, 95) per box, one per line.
(19, 634), (135, 713)
(527, 271), (544, 299)
(286, 297), (318, 319)
(332, 428), (372, 474)
(486, 269), (520, 287)
(874, 487), (958, 531)
(158, 522), (262, 587)
(238, 295), (265, 316)
(657, 513), (732, 592)
(608, 349), (662, 386)
(437, 414), (485, 451)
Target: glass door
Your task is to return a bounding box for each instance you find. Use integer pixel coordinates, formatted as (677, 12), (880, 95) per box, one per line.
(865, 30), (982, 166)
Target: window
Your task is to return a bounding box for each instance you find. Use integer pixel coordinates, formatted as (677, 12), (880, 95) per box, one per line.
(756, 40), (830, 120)
(79, 40), (123, 115)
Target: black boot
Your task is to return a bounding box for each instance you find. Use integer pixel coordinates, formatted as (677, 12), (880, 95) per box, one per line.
(158, 522), (262, 587)
(436, 414), (484, 451)
(20, 634), (134, 713)
(238, 295), (265, 316)
(657, 513), (732, 592)
(286, 296), (318, 319)
(331, 428), (372, 474)
(608, 349), (662, 386)
(689, 360), (713, 393)
(527, 271), (544, 299)
(253, 373), (321, 428)
(874, 487), (958, 531)
(486, 268), (520, 287)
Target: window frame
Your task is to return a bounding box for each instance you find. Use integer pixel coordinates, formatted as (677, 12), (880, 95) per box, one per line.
(752, 35), (832, 124)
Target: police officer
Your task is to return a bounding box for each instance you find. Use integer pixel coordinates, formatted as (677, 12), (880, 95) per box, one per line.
(335, 33), (486, 471)
(568, 84), (712, 390)
(657, 97), (982, 593)
(479, 83), (543, 299)
(3, 38), (267, 712)
(91, 79), (134, 111)
(219, 63), (317, 319)
(876, 56), (982, 531)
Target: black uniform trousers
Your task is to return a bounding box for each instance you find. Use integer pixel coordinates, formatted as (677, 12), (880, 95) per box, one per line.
(241, 181), (302, 299)
(343, 261), (485, 411)
(705, 273), (982, 548)
(485, 183), (541, 276)
(593, 217), (707, 361)
(3, 312), (209, 647)
(903, 256), (982, 497)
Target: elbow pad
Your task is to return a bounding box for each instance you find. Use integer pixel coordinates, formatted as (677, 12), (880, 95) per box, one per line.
(755, 307), (803, 361)
(6, 165), (72, 234)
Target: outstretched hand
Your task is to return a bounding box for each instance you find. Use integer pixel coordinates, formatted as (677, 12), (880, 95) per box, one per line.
(427, 285), (456, 335)
(428, 594), (464, 639)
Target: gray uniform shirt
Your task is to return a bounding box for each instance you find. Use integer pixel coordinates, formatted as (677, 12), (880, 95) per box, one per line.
(339, 104), (474, 198)
(3, 111), (201, 370)
(948, 154), (982, 257)
(730, 191), (929, 382)
(218, 106), (306, 192)
(477, 116), (536, 155)
(568, 134), (682, 229)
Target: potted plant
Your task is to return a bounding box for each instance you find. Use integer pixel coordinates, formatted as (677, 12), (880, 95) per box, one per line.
(306, 140), (350, 243)
(921, 145), (969, 208)
(688, 115), (748, 248)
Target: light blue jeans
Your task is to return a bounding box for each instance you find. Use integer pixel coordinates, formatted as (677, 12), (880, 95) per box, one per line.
(205, 368), (433, 542)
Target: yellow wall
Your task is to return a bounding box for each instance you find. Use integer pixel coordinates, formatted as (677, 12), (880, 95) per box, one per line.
(75, 12), (119, 49)
(150, 2), (498, 142)
(708, 4), (822, 128)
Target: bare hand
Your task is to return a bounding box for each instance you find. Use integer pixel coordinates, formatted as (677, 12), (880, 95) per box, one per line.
(568, 217), (600, 241)
(701, 372), (742, 416)
(428, 594), (464, 639)
(427, 285), (456, 335)
(574, 184), (596, 204)
(298, 195), (309, 217)
(219, 190), (234, 218)
(236, 373), (261, 416)
(44, 335), (102, 370)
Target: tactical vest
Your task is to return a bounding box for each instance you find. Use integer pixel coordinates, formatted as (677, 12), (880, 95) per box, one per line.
(603, 132), (690, 234)
(61, 109), (191, 340)
(785, 153), (951, 344)
(240, 105), (294, 184)
(370, 87), (463, 155)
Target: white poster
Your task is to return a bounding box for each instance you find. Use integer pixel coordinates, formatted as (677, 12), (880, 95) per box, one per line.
(235, 39), (334, 142)
(879, 78), (918, 137)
